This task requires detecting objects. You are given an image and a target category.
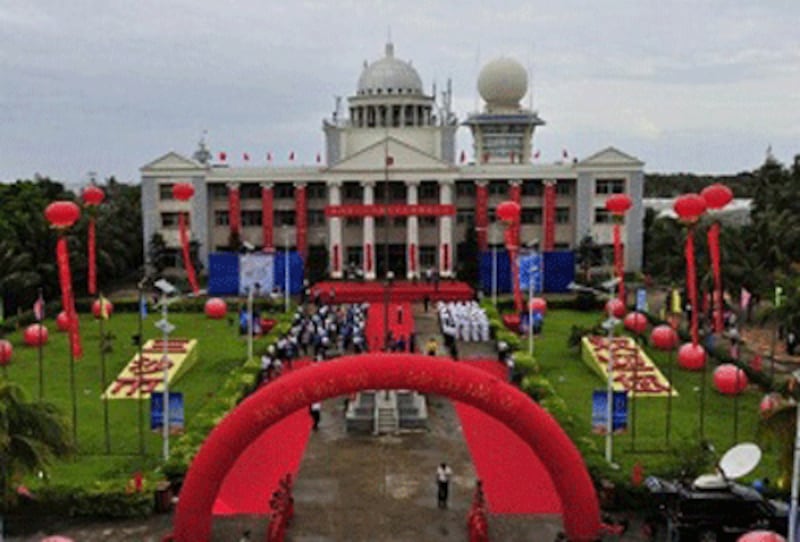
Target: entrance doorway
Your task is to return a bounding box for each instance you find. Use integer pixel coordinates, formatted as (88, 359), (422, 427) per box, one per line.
(375, 244), (406, 278)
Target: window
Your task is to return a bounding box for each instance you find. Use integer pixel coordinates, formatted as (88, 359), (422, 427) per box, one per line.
(595, 179), (625, 195)
(345, 217), (360, 227)
(456, 182), (476, 197)
(240, 184), (261, 199)
(522, 181), (542, 196)
(375, 216), (387, 228)
(419, 246), (436, 267)
(347, 246), (362, 265)
(159, 184), (175, 200)
(419, 182), (438, 199)
(214, 210), (229, 226)
(393, 217), (406, 227)
(209, 184), (228, 200)
(554, 242), (570, 251)
(307, 183), (326, 200)
(556, 207), (570, 224)
(276, 210), (295, 226)
(308, 210), (325, 226)
(488, 181), (507, 196)
(594, 208), (613, 224)
(241, 210), (262, 227)
(457, 209), (474, 225)
(274, 183), (294, 199)
(160, 212), (181, 228)
(521, 208), (542, 224)
(556, 182), (572, 195)
(343, 183), (363, 200)
(419, 216), (436, 227)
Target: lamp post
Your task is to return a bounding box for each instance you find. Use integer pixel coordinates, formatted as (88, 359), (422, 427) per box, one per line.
(154, 278), (177, 461)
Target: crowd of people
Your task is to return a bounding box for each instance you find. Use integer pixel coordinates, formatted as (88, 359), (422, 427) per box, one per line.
(437, 301), (490, 343)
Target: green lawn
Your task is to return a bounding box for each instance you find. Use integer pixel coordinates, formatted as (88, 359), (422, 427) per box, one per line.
(3, 311), (255, 485)
(533, 310), (777, 481)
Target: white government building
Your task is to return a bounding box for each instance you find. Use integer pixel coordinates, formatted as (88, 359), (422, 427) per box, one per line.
(141, 43), (644, 282)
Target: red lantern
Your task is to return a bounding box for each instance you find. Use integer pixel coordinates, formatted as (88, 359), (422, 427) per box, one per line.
(44, 201), (81, 228)
(496, 200), (521, 223)
(92, 299), (114, 318)
(205, 298), (228, 319)
(673, 194), (707, 223)
(173, 183), (195, 201)
(677, 342), (706, 371)
(605, 298), (626, 318)
(738, 531), (786, 542)
(623, 312), (648, 335)
(0, 339), (12, 366)
(24, 324), (49, 347)
(605, 194), (632, 216)
(529, 297), (547, 314)
(701, 183), (733, 210)
(81, 185), (105, 206)
(713, 363), (748, 395)
(56, 311), (71, 331)
(650, 325), (678, 351)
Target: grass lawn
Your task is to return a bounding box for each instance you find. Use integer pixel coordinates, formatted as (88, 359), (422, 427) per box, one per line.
(533, 309), (778, 482)
(3, 310), (258, 486)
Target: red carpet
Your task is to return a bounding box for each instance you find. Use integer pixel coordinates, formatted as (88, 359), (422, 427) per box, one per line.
(365, 302), (414, 352)
(312, 280), (473, 303)
(454, 361), (562, 514)
(213, 362), (313, 515)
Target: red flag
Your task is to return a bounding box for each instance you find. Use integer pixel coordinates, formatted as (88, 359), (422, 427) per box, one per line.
(267, 152), (272, 163)
(316, 152), (321, 164)
(289, 151), (295, 161)
(33, 293), (45, 322)
(459, 150), (466, 163)
(243, 152), (250, 161)
(219, 151), (227, 162)
(385, 155), (394, 166)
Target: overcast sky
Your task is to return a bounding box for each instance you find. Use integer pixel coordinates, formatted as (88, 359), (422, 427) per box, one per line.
(2, 0), (798, 183)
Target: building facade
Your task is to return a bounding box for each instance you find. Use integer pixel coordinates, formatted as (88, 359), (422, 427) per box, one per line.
(141, 44), (645, 282)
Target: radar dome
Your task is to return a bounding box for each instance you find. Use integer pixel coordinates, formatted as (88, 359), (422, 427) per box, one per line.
(477, 57), (528, 109)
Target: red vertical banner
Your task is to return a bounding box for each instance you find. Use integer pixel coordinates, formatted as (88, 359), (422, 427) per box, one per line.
(332, 244), (340, 273)
(543, 181), (556, 251)
(365, 243), (372, 273)
(707, 222), (723, 333)
(228, 185), (241, 235)
(686, 228), (699, 345)
(88, 218), (97, 295)
(409, 243), (416, 273)
(441, 243), (449, 273)
(179, 213), (200, 294)
(261, 185), (274, 250)
(295, 184), (307, 261)
(475, 183), (489, 251)
(57, 237), (82, 358)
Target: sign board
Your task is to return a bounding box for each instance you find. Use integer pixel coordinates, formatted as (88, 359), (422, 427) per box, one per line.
(239, 252), (274, 296)
(324, 204), (456, 218)
(150, 391), (185, 432)
(591, 390), (628, 434)
(636, 288), (648, 312)
(518, 252), (544, 293)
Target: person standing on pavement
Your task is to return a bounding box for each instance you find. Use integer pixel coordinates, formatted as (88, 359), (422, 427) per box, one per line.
(309, 402), (322, 430)
(436, 462), (453, 508)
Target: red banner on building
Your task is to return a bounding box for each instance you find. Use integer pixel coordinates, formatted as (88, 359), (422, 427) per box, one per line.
(262, 185), (274, 250)
(228, 186), (241, 234)
(543, 181), (556, 251)
(324, 204), (456, 218)
(475, 183), (488, 251)
(295, 185), (308, 260)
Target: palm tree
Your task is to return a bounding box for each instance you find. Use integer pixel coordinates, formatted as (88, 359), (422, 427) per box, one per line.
(0, 383), (73, 510)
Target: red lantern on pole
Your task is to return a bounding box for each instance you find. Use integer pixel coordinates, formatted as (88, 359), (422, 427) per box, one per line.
(0, 339), (12, 366)
(701, 184), (733, 211)
(713, 363), (748, 395)
(91, 298), (114, 319)
(605, 194), (632, 216)
(496, 200), (521, 223)
(56, 311), (71, 332)
(204, 298), (228, 319)
(82, 185), (105, 296)
(605, 194), (632, 303)
(673, 194), (707, 223)
(45, 201), (82, 358)
(677, 342), (706, 371)
(24, 324), (49, 347)
(623, 312), (648, 335)
(701, 184), (732, 334)
(172, 183), (200, 294)
(650, 325), (678, 351)
(605, 298), (626, 319)
(496, 200), (523, 314)
(673, 194), (706, 346)
(529, 297), (547, 314)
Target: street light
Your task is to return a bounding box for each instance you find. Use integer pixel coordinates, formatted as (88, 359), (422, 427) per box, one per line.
(154, 278), (178, 461)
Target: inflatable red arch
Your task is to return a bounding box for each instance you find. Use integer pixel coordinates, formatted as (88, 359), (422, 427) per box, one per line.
(172, 354), (601, 541)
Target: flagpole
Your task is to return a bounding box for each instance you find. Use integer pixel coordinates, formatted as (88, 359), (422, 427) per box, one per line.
(36, 288), (44, 400)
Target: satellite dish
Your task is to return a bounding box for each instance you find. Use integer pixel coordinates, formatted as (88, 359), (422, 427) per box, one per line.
(718, 442), (762, 480)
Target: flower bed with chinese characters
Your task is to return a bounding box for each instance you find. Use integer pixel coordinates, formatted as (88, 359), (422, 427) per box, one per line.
(580, 336), (676, 397)
(104, 338), (198, 399)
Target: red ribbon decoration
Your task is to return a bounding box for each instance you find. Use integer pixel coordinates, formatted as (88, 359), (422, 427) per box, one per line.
(178, 212), (200, 294)
(613, 221), (625, 303)
(686, 228), (699, 345)
(543, 181), (556, 251)
(88, 218), (96, 295)
(409, 243), (416, 272)
(707, 222), (723, 333)
(441, 243), (449, 273)
(57, 236), (82, 358)
(261, 185), (274, 250)
(228, 186), (241, 234)
(475, 184), (488, 251)
(295, 185), (307, 261)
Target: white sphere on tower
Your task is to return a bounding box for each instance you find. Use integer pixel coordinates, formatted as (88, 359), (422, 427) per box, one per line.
(477, 57), (528, 111)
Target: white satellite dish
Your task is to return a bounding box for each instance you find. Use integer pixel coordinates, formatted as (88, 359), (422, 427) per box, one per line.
(718, 442), (762, 480)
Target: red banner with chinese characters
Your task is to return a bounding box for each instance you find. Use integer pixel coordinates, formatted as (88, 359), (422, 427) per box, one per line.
(543, 181), (556, 251)
(295, 185), (307, 260)
(324, 204), (456, 218)
(475, 183), (489, 250)
(409, 243), (416, 272)
(228, 186), (241, 234)
(57, 236), (82, 358)
(262, 185), (274, 250)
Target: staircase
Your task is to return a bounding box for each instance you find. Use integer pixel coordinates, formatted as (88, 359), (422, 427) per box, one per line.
(374, 390), (399, 434)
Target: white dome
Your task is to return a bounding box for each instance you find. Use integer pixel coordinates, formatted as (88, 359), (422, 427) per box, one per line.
(477, 57), (528, 109)
(357, 43), (424, 96)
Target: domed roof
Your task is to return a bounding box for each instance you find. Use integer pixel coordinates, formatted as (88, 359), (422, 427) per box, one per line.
(477, 57), (528, 109)
(357, 43), (424, 96)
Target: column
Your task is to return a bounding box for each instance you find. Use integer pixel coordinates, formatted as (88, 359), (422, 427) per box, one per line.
(475, 180), (489, 251)
(227, 182), (241, 238)
(406, 180), (419, 279)
(294, 182), (307, 262)
(261, 182), (274, 251)
(439, 179), (454, 278)
(543, 180), (557, 251)
(363, 180), (376, 280)
(328, 181), (343, 279)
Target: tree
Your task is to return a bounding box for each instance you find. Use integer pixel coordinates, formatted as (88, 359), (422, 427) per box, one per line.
(0, 383), (73, 510)
(148, 232), (169, 274)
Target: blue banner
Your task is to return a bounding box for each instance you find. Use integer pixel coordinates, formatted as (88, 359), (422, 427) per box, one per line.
(636, 288), (648, 312)
(519, 252), (543, 293)
(591, 390), (628, 434)
(150, 392), (185, 432)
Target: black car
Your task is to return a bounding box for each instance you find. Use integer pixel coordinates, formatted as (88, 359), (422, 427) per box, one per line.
(645, 475), (788, 541)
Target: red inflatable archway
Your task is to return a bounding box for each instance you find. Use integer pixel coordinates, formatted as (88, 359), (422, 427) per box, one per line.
(172, 354), (601, 541)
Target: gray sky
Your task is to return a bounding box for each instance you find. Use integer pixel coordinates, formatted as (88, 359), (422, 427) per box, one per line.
(2, 0), (798, 183)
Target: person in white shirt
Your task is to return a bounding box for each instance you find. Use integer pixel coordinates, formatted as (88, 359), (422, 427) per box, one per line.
(436, 462), (453, 509)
